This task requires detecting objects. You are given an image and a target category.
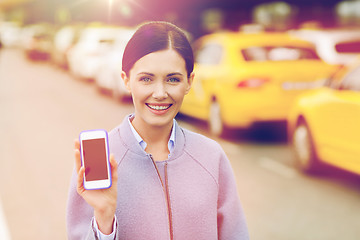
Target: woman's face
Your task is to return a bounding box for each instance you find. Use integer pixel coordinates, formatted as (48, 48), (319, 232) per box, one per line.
(122, 49), (194, 130)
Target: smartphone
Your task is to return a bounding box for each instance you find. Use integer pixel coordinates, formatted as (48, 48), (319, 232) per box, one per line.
(79, 129), (112, 190)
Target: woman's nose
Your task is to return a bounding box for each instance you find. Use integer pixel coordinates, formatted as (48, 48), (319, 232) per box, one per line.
(152, 82), (168, 99)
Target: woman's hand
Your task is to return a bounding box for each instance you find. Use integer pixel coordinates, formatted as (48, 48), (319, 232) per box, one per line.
(74, 139), (118, 235)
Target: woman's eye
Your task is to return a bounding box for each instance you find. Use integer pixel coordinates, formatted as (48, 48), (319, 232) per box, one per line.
(168, 77), (180, 83)
(140, 77), (151, 82)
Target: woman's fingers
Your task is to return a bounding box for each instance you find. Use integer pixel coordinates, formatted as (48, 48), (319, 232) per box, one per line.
(109, 154), (118, 183)
(74, 138), (82, 172)
(74, 139), (85, 194)
(110, 154), (117, 173)
(76, 166), (85, 195)
(74, 149), (81, 173)
(74, 139), (80, 150)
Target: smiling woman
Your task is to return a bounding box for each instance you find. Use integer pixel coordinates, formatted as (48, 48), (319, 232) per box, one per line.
(122, 49), (192, 134)
(67, 21), (249, 240)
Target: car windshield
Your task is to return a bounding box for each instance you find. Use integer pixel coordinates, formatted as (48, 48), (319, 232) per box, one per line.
(241, 46), (320, 61)
(335, 41), (360, 53)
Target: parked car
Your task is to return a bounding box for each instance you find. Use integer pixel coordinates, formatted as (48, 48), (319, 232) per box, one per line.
(22, 23), (55, 60)
(180, 31), (339, 136)
(288, 58), (360, 175)
(94, 28), (135, 100)
(0, 21), (22, 48)
(52, 24), (83, 69)
(290, 29), (360, 65)
(67, 24), (121, 80)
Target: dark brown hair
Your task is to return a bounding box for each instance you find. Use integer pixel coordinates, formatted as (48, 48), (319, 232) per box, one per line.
(122, 21), (194, 77)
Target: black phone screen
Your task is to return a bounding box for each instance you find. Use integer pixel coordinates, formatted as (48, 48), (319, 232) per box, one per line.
(82, 138), (108, 181)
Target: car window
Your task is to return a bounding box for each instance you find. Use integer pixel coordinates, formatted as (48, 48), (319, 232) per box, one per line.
(335, 41), (360, 54)
(195, 43), (223, 65)
(241, 46), (319, 61)
(338, 65), (360, 91)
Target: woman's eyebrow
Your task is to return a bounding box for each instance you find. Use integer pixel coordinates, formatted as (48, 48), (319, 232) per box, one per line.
(137, 72), (155, 76)
(137, 72), (184, 77)
(167, 72), (184, 77)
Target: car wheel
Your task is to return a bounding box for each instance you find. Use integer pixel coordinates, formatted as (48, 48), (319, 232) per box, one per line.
(209, 101), (224, 137)
(292, 120), (320, 173)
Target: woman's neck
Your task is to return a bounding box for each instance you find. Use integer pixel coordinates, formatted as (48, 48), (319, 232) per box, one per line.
(131, 116), (173, 161)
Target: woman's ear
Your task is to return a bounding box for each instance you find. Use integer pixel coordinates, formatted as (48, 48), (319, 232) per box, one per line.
(121, 71), (131, 93)
(185, 72), (195, 94)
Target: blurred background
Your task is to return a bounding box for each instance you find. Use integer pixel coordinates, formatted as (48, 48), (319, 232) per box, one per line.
(1, 0), (360, 239)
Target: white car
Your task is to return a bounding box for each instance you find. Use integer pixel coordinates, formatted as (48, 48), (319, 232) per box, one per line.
(52, 24), (83, 69)
(290, 29), (360, 65)
(94, 28), (135, 101)
(20, 23), (54, 60)
(0, 21), (22, 48)
(67, 25), (121, 80)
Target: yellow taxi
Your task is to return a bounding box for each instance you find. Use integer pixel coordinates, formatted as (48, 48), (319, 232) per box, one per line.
(288, 58), (360, 175)
(180, 31), (339, 136)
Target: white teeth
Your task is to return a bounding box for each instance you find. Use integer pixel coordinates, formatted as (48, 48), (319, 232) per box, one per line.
(147, 104), (170, 110)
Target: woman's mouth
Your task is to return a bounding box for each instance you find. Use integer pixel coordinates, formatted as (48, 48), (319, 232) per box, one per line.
(146, 103), (172, 114)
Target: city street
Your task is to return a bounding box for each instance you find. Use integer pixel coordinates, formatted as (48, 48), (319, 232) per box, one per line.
(1, 48), (360, 240)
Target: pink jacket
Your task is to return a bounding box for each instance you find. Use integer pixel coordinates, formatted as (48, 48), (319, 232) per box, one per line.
(67, 116), (249, 240)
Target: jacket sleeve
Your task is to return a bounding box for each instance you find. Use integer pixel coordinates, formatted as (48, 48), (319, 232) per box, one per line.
(66, 166), (99, 240)
(217, 151), (249, 240)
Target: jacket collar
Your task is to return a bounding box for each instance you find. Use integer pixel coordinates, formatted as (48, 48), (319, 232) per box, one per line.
(118, 114), (185, 160)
